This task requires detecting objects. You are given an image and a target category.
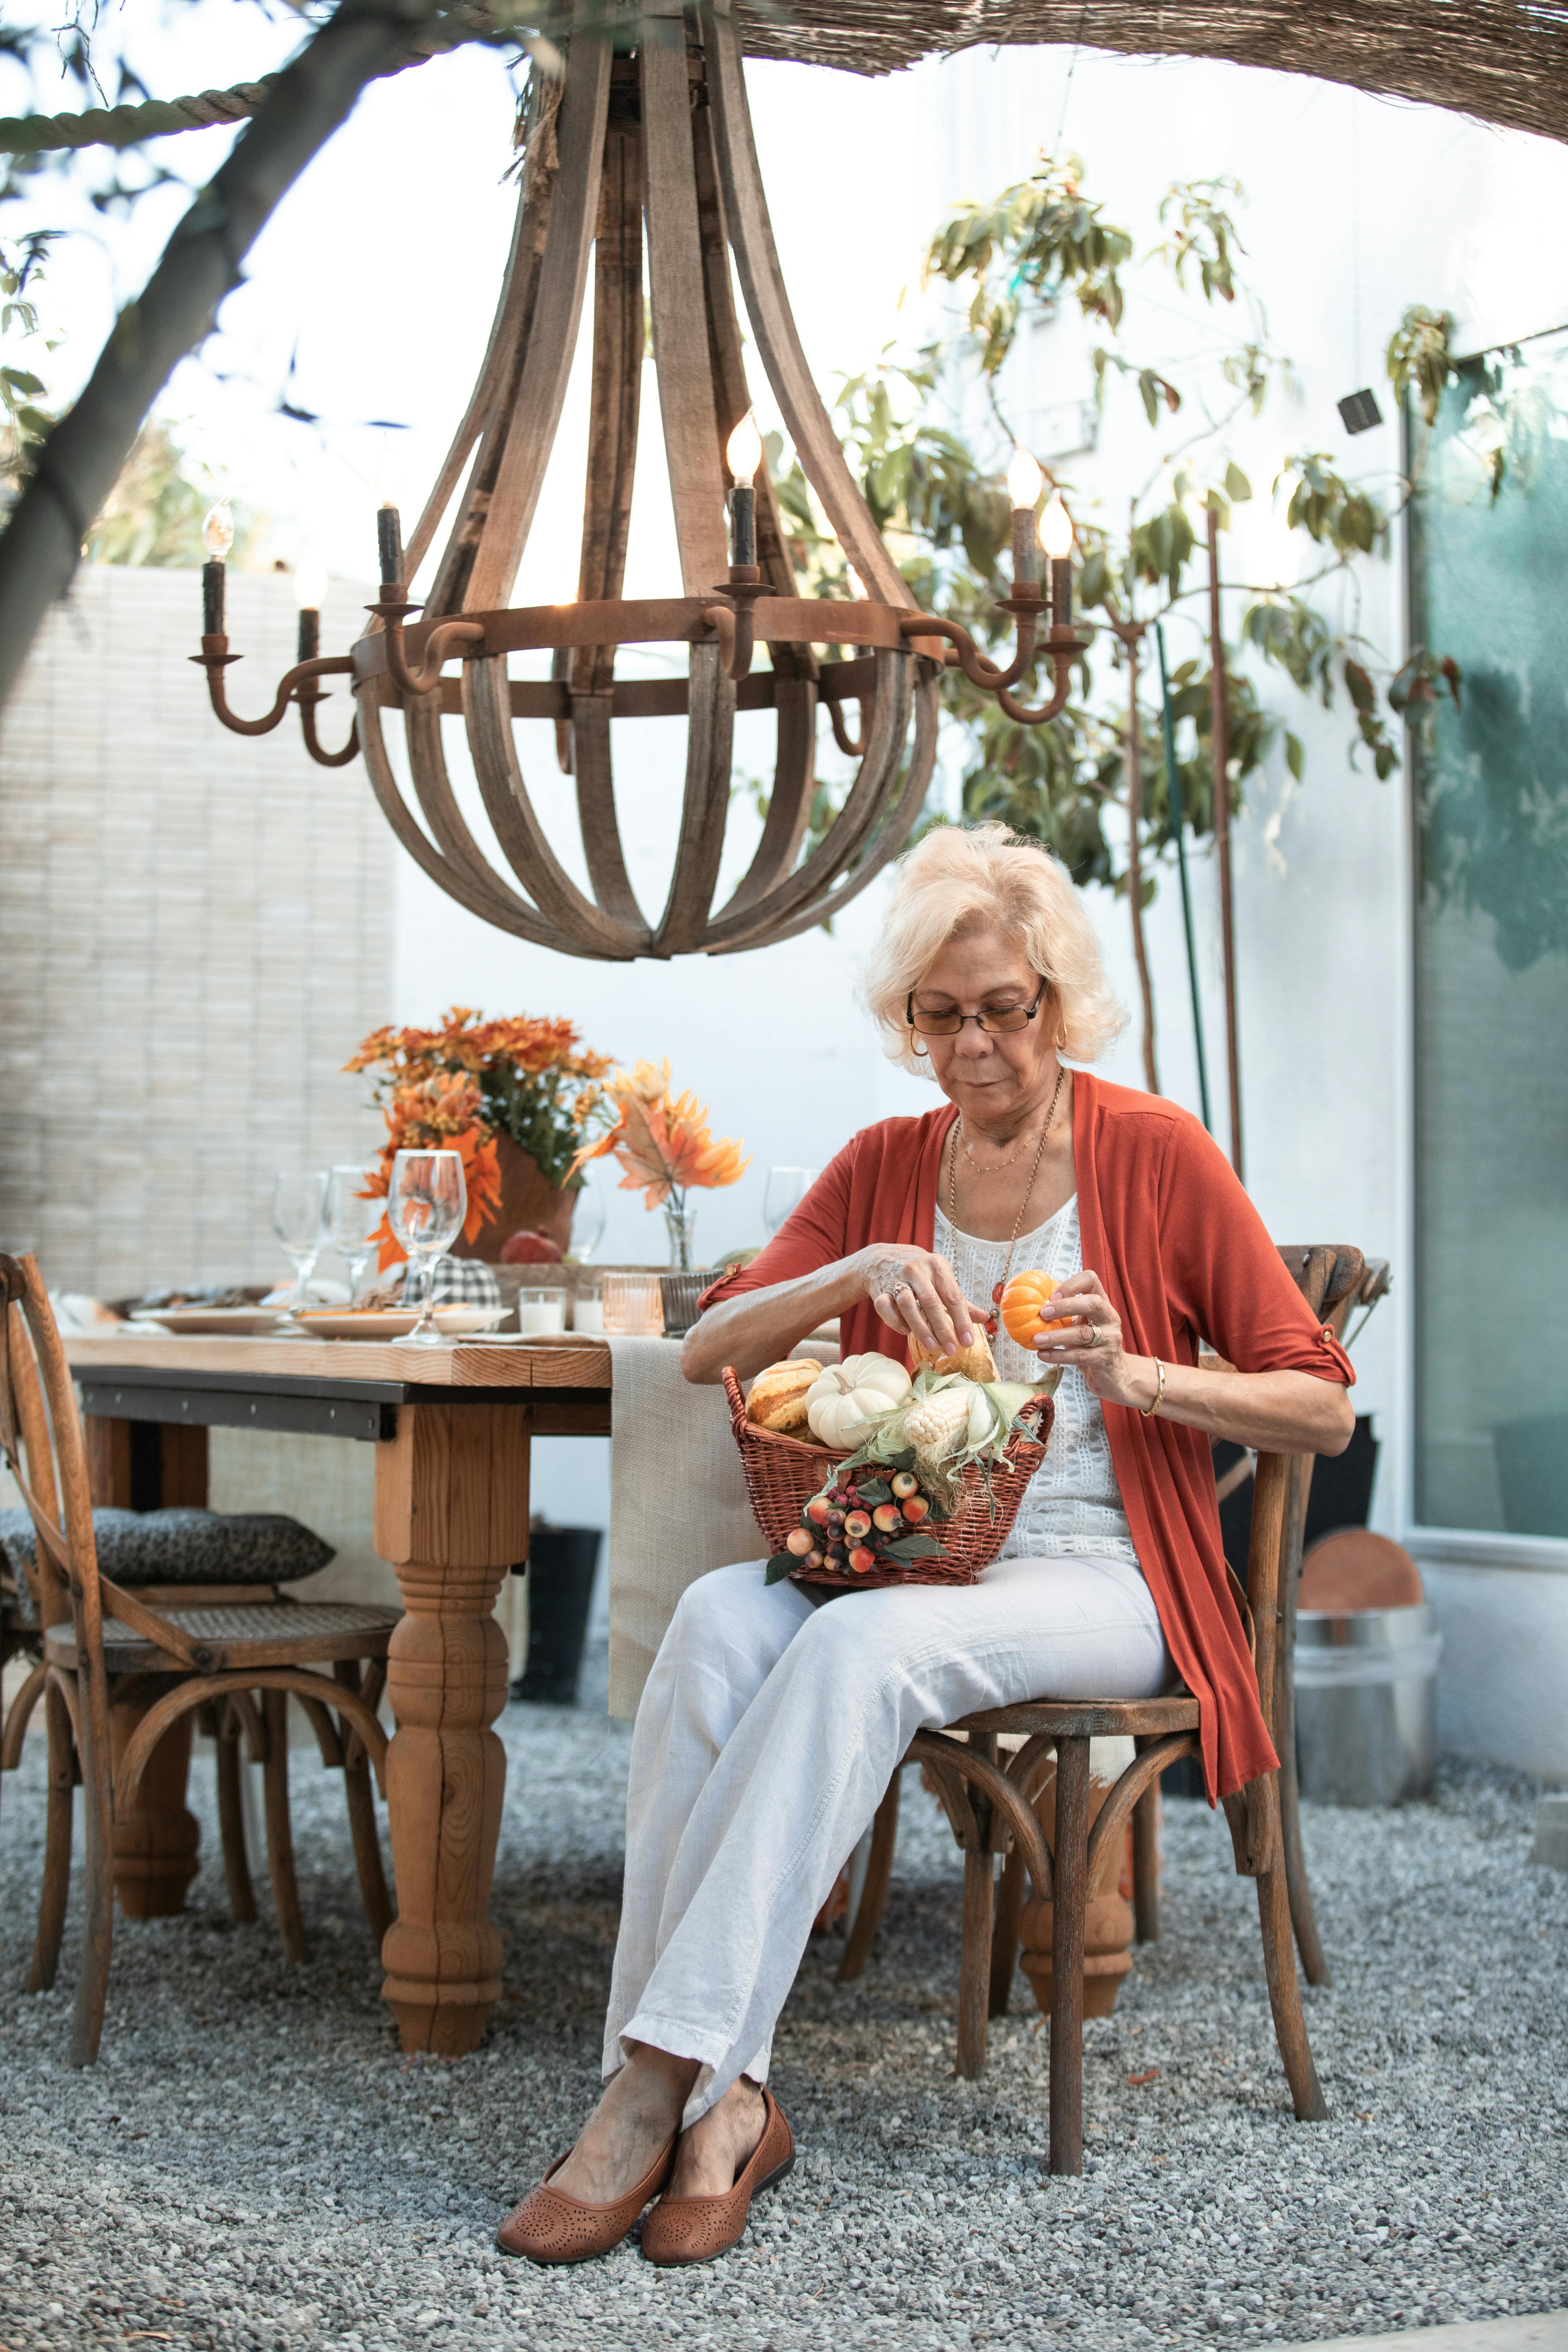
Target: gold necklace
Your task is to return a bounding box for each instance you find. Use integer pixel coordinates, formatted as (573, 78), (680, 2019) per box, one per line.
(947, 1064), (1067, 1333)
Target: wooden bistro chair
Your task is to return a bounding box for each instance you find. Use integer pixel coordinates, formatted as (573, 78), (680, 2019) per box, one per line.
(0, 1251), (401, 2065)
(836, 1243), (1370, 2176)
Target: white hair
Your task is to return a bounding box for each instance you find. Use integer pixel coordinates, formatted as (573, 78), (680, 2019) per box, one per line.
(862, 823), (1128, 1075)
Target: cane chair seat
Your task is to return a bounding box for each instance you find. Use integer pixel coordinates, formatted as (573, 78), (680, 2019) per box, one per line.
(43, 1601), (400, 1676)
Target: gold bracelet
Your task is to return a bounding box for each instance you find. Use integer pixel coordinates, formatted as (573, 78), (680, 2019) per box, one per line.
(1141, 1358), (1166, 1418)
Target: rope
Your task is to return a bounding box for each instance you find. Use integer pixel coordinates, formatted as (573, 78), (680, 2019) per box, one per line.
(0, 5), (514, 155)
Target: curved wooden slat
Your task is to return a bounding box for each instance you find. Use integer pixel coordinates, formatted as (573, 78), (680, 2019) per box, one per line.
(0, 1656), (46, 1769)
(464, 654), (651, 956)
(716, 674), (817, 920)
(463, 8), (613, 613)
(652, 639), (736, 952)
(570, 696), (648, 928)
(908, 1728), (1054, 1899)
(356, 688), (577, 949)
(689, 62), (813, 679)
(641, 14), (729, 593)
(114, 1670), (389, 1816)
(715, 658), (940, 951)
(704, 2), (913, 612)
(1083, 1731), (1201, 1895)
(703, 645), (912, 947)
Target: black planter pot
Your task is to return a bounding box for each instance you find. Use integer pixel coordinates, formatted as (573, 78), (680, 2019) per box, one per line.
(511, 1525), (603, 1706)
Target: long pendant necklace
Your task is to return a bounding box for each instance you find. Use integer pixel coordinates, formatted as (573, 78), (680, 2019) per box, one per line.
(948, 1063), (1067, 1336)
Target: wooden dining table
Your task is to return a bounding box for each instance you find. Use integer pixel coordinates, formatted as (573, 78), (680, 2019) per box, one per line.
(62, 1326), (613, 2057)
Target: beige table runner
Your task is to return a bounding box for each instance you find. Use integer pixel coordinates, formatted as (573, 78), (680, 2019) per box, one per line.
(605, 1336), (836, 1720)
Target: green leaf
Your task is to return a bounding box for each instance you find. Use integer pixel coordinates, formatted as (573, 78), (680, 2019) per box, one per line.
(1224, 461), (1252, 502)
(1285, 731), (1304, 781)
(764, 1551), (799, 1586)
(880, 1531), (947, 1562)
(857, 1478), (893, 1505)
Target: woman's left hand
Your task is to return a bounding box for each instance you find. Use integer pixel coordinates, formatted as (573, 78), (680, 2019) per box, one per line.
(1030, 1268), (1154, 1412)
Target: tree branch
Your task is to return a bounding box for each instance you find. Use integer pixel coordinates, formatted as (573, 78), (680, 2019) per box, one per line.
(0, 0), (455, 710)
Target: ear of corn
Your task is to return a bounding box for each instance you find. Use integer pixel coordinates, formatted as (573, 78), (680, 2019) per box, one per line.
(903, 1383), (975, 1455)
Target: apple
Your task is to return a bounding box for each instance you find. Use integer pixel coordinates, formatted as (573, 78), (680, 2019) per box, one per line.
(891, 1471), (919, 1499)
(843, 1510), (871, 1541)
(901, 1495), (930, 1524)
(847, 1545), (876, 1574)
(805, 1496), (832, 1528)
(500, 1229), (563, 1264)
(871, 1502), (900, 1534)
(785, 1527), (814, 1556)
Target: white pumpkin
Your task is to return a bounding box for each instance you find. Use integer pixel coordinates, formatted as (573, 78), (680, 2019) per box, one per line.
(805, 1352), (912, 1447)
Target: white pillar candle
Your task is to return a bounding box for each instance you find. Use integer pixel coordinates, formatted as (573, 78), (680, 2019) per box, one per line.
(514, 1298), (567, 1335)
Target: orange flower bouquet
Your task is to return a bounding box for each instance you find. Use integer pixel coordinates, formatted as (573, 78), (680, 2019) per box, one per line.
(570, 1058), (749, 1270)
(347, 1008), (614, 1267)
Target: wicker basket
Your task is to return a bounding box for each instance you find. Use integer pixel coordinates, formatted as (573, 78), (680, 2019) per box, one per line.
(722, 1365), (1055, 1591)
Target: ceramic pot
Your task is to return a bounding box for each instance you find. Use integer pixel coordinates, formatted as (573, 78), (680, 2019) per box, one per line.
(1017, 1741), (1142, 2019)
(452, 1133), (576, 1261)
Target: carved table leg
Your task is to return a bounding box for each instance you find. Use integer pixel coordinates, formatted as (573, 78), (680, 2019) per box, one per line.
(89, 1416), (209, 1919)
(374, 1398), (528, 2056)
(108, 1698), (200, 1917)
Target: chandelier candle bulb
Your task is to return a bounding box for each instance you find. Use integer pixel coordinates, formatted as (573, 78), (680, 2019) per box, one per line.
(377, 501), (404, 589)
(294, 561), (326, 664)
(1006, 448), (1044, 587)
(725, 413), (762, 571)
(200, 500), (233, 637)
(1042, 492), (1075, 626)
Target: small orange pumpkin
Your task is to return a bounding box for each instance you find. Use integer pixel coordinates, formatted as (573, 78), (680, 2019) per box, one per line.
(1000, 1267), (1073, 1347)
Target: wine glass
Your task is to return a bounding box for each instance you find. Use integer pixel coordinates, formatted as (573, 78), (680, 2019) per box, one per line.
(272, 1171), (328, 1309)
(387, 1150), (468, 1346)
(326, 1164), (382, 1301)
(763, 1165), (818, 1237)
(570, 1171), (608, 1263)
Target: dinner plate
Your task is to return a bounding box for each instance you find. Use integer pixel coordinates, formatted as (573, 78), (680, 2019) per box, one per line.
(130, 1307), (289, 1336)
(292, 1305), (507, 1341)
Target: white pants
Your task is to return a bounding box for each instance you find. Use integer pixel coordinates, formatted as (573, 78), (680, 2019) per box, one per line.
(604, 1551), (1170, 2126)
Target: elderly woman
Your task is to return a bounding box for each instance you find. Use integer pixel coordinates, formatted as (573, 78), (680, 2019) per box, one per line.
(498, 823), (1353, 2268)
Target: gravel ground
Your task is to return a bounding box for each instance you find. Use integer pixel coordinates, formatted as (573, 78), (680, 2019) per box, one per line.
(1, 1655), (1564, 2352)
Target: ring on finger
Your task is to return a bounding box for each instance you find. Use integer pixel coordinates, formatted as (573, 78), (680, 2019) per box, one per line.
(1085, 1323), (1102, 1349)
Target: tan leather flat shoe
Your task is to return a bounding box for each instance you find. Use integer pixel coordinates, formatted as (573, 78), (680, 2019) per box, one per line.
(496, 2134), (677, 2265)
(640, 2089), (794, 2267)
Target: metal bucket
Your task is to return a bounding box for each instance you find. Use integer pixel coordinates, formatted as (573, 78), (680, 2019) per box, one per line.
(1294, 1602), (1442, 1806)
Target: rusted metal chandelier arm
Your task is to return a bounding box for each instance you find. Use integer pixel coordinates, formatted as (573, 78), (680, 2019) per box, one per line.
(365, 597), (485, 699)
(704, 572), (769, 681)
(191, 637), (355, 737)
(897, 609), (1090, 727)
(297, 689), (361, 768)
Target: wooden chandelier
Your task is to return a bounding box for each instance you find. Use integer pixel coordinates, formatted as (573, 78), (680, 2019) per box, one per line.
(194, 0), (1088, 960)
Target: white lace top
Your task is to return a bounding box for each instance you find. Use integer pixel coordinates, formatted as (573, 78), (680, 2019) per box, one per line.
(933, 1197), (1142, 1570)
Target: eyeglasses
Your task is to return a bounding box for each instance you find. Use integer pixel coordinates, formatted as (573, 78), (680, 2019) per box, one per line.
(905, 977), (1048, 1037)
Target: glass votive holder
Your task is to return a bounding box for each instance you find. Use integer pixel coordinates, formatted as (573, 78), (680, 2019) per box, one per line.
(514, 1287), (567, 1336)
(601, 1271), (664, 1335)
(572, 1271), (604, 1334)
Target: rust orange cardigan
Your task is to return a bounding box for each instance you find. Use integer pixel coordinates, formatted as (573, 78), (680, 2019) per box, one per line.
(699, 1072), (1354, 1803)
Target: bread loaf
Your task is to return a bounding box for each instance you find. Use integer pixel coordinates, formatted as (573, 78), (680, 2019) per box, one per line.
(744, 1358), (821, 1434)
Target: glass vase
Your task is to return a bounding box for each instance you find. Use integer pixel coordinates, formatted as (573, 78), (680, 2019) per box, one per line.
(664, 1204), (698, 1271)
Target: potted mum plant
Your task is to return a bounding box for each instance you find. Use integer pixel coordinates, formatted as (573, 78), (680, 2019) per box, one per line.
(347, 1008), (614, 1265)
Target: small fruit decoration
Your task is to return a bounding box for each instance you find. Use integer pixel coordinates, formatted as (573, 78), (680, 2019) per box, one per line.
(770, 1464), (947, 1583)
(999, 1267), (1075, 1349)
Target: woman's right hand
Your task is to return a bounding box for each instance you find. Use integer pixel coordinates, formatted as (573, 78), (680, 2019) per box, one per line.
(855, 1245), (984, 1357)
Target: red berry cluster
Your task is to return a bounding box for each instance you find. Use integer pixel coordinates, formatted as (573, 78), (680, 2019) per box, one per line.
(783, 1467), (935, 1577)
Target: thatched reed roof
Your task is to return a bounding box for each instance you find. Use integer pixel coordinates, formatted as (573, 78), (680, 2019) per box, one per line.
(735, 1), (1568, 147)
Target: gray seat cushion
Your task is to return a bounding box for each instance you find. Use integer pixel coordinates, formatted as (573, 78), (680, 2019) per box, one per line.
(0, 1507), (335, 1624)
